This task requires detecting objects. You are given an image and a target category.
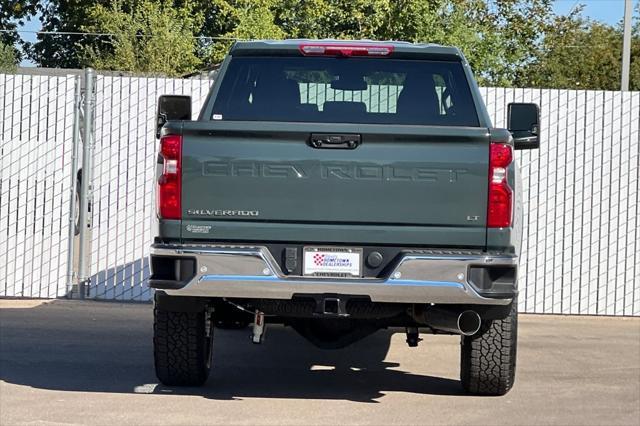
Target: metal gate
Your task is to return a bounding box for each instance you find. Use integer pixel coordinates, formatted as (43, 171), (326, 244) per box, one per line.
(0, 73), (76, 297)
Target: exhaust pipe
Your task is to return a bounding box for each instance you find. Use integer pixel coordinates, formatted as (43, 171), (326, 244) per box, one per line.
(423, 308), (481, 336)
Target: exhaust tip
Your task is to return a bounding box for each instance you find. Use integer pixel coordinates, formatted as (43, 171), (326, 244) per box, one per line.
(457, 310), (481, 336)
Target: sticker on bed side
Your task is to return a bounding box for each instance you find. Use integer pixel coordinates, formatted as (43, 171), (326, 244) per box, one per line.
(185, 224), (212, 234)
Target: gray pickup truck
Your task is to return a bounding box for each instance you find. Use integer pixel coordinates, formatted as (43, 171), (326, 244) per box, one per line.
(150, 40), (540, 396)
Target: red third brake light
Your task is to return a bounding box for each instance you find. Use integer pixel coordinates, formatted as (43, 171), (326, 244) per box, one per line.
(299, 43), (394, 57)
(487, 142), (513, 228)
(157, 134), (182, 220)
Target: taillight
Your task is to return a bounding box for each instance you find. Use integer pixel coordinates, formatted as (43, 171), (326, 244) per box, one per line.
(157, 134), (182, 219)
(487, 142), (513, 228)
(298, 43), (394, 57)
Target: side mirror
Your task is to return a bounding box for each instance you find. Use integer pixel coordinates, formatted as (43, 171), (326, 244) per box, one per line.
(156, 95), (192, 139)
(507, 103), (540, 150)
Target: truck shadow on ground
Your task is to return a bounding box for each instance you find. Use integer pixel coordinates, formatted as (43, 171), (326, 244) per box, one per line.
(0, 300), (465, 403)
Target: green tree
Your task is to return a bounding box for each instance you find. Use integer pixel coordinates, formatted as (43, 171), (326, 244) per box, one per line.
(381, 0), (555, 86)
(80, 0), (204, 76)
(274, 0), (553, 86)
(0, 41), (18, 73)
(27, 1), (112, 68)
(208, 0), (285, 63)
(423, 0), (506, 85)
(517, 6), (640, 90)
(487, 0), (554, 84)
(23, 0), (555, 81)
(0, 0), (38, 62)
(631, 16), (640, 90)
(29, 0), (637, 90)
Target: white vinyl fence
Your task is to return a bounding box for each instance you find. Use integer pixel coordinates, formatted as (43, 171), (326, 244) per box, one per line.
(87, 76), (211, 301)
(1, 72), (638, 316)
(481, 88), (639, 316)
(0, 74), (76, 298)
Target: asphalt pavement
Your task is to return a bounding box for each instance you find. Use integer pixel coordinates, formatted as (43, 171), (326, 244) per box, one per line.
(0, 299), (638, 426)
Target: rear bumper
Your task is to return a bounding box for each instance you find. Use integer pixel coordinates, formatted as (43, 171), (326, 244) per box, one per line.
(149, 244), (516, 305)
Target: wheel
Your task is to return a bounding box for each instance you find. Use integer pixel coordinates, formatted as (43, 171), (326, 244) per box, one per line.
(460, 298), (518, 395)
(153, 298), (213, 386)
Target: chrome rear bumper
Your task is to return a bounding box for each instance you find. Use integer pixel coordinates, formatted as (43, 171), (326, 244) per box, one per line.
(149, 245), (516, 305)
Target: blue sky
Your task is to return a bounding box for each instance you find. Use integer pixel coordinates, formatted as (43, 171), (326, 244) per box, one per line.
(17, 0), (639, 66)
(554, 0), (637, 26)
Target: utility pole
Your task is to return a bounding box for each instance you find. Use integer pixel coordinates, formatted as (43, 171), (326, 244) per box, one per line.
(621, 0), (633, 91)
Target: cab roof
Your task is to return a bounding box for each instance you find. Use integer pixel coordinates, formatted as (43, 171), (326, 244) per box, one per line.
(229, 39), (465, 61)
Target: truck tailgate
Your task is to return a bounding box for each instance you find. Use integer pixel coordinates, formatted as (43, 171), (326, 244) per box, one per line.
(179, 122), (489, 245)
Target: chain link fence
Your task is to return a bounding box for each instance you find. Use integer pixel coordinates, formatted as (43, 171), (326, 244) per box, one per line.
(1, 71), (638, 316)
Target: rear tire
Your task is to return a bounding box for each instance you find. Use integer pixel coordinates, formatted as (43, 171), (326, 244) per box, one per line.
(460, 298), (518, 395)
(153, 300), (213, 386)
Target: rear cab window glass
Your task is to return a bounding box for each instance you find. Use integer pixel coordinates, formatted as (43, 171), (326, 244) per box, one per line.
(212, 56), (480, 126)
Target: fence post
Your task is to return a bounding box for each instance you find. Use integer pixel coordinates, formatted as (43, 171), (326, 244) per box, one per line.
(65, 75), (82, 297)
(77, 68), (96, 298)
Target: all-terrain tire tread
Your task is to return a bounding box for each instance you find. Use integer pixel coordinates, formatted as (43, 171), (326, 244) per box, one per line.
(154, 305), (211, 386)
(460, 299), (517, 396)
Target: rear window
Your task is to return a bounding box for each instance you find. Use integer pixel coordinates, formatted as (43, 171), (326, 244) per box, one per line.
(211, 56), (480, 126)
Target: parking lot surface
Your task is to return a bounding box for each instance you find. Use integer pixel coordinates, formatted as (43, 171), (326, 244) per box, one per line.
(0, 299), (639, 426)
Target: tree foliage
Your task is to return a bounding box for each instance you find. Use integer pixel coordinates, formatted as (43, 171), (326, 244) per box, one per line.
(0, 41), (18, 73)
(274, 0), (552, 86)
(276, 0), (390, 40)
(517, 6), (640, 90)
(79, 0), (203, 76)
(207, 0), (285, 63)
(26, 1), (111, 69)
(6, 0), (639, 89)
(0, 0), (38, 62)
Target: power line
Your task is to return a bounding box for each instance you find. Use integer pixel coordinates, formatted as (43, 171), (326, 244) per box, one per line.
(0, 29), (631, 50)
(0, 29), (238, 41)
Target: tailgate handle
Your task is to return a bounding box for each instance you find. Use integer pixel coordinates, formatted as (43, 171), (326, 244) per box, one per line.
(309, 133), (361, 149)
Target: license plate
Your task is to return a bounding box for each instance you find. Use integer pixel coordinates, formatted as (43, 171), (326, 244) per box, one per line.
(303, 247), (362, 278)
